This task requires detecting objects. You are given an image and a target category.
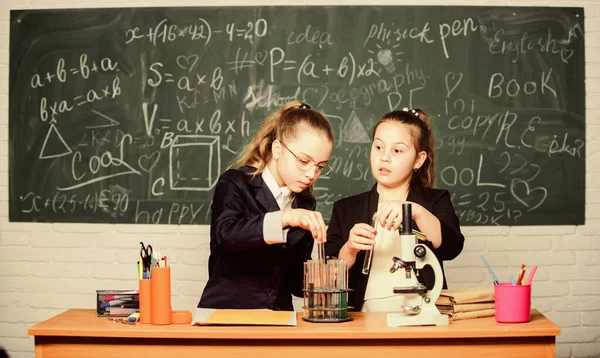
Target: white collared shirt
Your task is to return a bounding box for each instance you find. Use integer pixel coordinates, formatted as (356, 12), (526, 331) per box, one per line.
(262, 166), (292, 244)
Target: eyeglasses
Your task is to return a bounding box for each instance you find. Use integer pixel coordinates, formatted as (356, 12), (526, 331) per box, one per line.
(280, 142), (332, 176)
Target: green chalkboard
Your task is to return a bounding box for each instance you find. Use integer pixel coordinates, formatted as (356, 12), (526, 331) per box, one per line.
(9, 6), (585, 225)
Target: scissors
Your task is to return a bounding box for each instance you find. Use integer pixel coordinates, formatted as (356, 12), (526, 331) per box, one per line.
(140, 242), (153, 278)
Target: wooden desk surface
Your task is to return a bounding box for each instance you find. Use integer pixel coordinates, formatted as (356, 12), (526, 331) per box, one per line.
(29, 308), (560, 340)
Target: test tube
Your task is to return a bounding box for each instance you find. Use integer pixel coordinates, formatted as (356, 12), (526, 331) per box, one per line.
(325, 261), (330, 319)
(337, 259), (344, 319)
(314, 261), (322, 319)
(362, 214), (378, 275)
(307, 282), (315, 319)
(317, 242), (326, 263)
(303, 262), (309, 317)
(341, 259), (348, 319)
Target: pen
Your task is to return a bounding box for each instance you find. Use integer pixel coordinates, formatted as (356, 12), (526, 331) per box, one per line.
(526, 265), (538, 285)
(509, 274), (517, 285)
(105, 294), (138, 301)
(101, 298), (136, 308)
(108, 317), (137, 325)
(480, 255), (500, 285)
(120, 302), (140, 309)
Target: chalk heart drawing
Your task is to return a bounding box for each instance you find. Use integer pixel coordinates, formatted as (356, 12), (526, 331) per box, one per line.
(510, 178), (547, 212)
(254, 51), (269, 65)
(176, 55), (199, 72)
(445, 72), (463, 98)
(138, 151), (160, 173)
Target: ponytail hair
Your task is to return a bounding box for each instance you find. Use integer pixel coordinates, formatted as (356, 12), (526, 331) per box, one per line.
(232, 100), (333, 175)
(373, 108), (436, 190)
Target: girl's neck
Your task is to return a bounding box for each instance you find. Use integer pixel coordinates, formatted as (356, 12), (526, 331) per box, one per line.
(266, 160), (284, 187)
(377, 182), (410, 202)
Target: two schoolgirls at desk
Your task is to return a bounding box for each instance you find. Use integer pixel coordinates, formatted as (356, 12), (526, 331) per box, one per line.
(198, 102), (465, 312)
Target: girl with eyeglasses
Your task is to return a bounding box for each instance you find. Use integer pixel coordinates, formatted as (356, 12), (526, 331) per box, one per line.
(198, 100), (334, 310)
(325, 108), (464, 312)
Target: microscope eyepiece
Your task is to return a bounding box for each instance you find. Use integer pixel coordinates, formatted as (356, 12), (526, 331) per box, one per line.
(401, 203), (412, 234)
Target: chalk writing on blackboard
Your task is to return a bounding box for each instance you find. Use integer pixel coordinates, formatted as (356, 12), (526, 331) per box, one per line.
(9, 6), (585, 225)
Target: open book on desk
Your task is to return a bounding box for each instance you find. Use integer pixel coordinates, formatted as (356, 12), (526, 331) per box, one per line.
(192, 308), (297, 326)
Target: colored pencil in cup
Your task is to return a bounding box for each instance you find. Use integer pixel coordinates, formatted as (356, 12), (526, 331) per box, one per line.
(516, 264), (526, 285)
(526, 265), (538, 285)
(480, 255), (500, 285)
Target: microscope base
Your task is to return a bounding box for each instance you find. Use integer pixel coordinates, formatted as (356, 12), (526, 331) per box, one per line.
(387, 308), (449, 327)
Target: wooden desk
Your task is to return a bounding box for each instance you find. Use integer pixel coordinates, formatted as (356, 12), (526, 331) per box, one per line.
(29, 309), (560, 358)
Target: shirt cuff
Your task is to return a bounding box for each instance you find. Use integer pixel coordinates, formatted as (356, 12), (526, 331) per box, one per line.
(263, 211), (288, 244)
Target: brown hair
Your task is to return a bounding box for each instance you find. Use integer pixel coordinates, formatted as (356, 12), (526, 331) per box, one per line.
(232, 100), (333, 175)
(372, 108), (436, 189)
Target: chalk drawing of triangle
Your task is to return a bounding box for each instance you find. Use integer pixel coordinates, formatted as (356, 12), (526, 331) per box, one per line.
(39, 122), (72, 159)
(86, 109), (120, 129)
(342, 110), (371, 143)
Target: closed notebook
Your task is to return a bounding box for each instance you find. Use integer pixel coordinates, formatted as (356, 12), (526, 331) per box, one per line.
(444, 309), (496, 321)
(437, 287), (495, 305)
(192, 308), (297, 326)
(437, 302), (495, 314)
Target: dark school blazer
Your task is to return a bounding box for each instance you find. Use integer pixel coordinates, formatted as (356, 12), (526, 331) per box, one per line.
(198, 166), (315, 311)
(325, 184), (465, 311)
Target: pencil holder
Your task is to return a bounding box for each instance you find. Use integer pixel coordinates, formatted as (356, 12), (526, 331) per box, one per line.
(150, 267), (172, 325)
(138, 279), (152, 324)
(494, 282), (531, 323)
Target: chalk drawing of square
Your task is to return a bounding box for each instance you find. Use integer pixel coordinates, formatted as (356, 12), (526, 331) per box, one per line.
(169, 135), (220, 191)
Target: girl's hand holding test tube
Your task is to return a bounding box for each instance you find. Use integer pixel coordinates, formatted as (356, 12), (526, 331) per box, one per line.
(283, 208), (328, 244)
(361, 214), (379, 274)
(346, 223), (377, 253)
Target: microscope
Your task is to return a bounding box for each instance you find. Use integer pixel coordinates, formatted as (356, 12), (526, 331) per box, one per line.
(366, 203), (449, 327)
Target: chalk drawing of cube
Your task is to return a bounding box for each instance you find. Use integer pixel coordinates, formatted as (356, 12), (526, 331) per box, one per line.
(170, 135), (220, 191)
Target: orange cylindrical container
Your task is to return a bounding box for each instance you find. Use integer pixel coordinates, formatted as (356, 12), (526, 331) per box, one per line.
(171, 310), (192, 324)
(138, 279), (152, 324)
(150, 267), (172, 325)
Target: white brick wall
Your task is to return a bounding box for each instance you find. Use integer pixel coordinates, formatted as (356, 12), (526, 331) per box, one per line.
(1, 1), (599, 358)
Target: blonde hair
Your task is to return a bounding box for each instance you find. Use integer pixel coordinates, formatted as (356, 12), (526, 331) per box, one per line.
(373, 108), (436, 189)
(232, 100), (333, 175)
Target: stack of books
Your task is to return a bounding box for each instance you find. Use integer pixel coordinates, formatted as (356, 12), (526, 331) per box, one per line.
(436, 287), (495, 321)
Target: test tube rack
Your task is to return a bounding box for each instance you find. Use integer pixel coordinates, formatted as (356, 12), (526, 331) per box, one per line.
(303, 258), (353, 323)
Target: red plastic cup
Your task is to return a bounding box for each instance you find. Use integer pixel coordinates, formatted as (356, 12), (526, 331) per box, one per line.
(494, 282), (531, 323)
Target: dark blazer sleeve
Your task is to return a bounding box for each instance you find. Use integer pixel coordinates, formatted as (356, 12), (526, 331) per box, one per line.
(210, 171), (270, 254)
(429, 190), (464, 261)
